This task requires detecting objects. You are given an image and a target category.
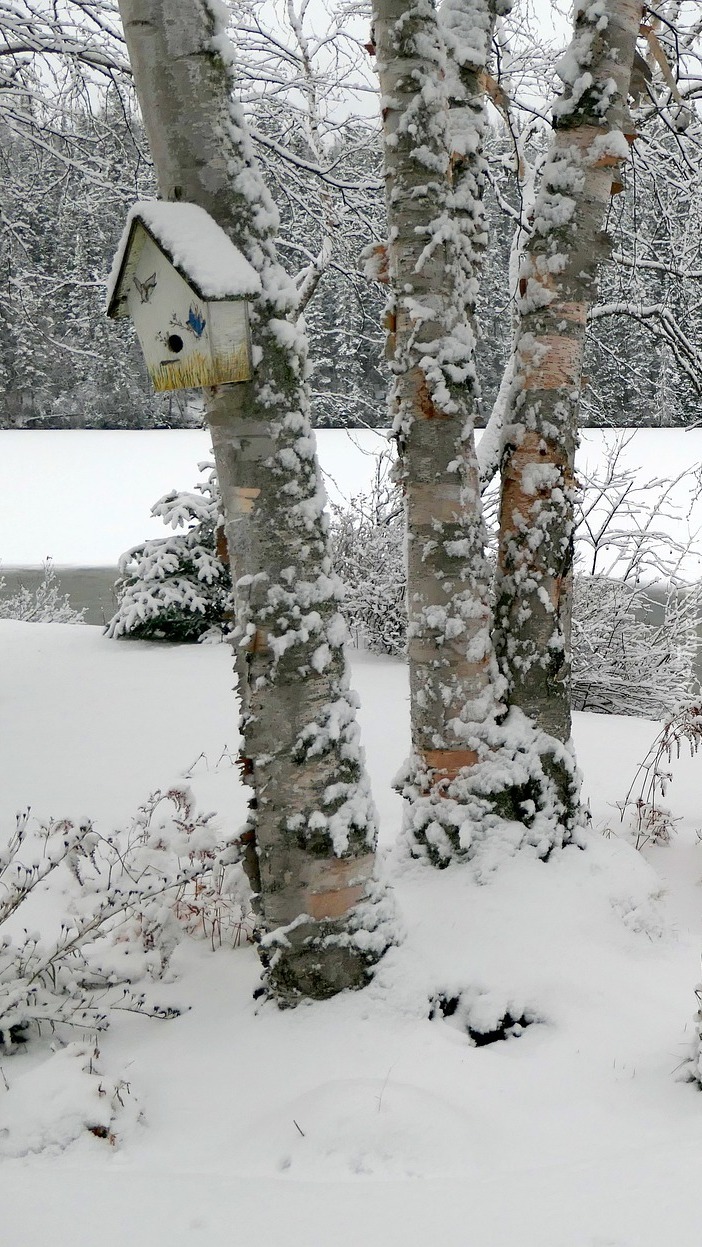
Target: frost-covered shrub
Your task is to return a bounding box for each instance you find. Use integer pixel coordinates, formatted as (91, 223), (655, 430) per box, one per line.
(329, 465), (406, 656)
(133, 787), (254, 949)
(0, 787), (250, 1050)
(615, 701), (702, 850)
(0, 1041), (143, 1155)
(0, 561), (85, 624)
(107, 463), (232, 643)
(572, 578), (699, 719)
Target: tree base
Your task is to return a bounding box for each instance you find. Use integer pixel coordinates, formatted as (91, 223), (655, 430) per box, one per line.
(256, 882), (397, 1006)
(400, 712), (583, 868)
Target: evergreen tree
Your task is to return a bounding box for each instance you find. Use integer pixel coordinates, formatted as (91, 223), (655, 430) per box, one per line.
(107, 465), (231, 643)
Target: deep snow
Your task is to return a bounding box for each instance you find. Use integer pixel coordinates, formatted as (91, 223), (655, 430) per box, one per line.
(2, 620), (702, 1246)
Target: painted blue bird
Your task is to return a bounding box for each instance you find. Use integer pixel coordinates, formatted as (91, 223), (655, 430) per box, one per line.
(186, 306), (206, 338)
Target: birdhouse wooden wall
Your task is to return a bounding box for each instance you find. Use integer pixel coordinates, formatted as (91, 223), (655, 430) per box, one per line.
(125, 225), (252, 392)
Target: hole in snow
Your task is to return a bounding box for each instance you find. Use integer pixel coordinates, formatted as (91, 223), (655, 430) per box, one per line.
(428, 992), (540, 1046)
(1, 1022), (29, 1052)
(167, 333), (184, 354)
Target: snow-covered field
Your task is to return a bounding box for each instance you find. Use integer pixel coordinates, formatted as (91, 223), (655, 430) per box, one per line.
(3, 620), (702, 1247)
(2, 427), (702, 572)
(0, 429), (391, 566)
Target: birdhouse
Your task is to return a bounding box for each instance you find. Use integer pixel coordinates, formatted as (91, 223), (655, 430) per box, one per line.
(106, 201), (261, 392)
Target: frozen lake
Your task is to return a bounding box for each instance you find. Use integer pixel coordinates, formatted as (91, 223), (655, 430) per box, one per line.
(2, 429), (702, 641)
(0, 428), (392, 567)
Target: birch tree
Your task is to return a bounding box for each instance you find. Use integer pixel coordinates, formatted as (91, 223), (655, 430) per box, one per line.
(371, 0), (579, 865)
(492, 0), (641, 823)
(372, 0), (644, 860)
(115, 0), (393, 1002)
(371, 0), (509, 865)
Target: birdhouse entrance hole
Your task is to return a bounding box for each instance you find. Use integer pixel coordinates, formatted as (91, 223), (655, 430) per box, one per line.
(167, 334), (184, 354)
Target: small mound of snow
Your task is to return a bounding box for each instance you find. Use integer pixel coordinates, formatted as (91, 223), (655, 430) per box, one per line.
(430, 989), (543, 1045)
(583, 832), (670, 940)
(240, 1078), (476, 1180)
(0, 1042), (142, 1157)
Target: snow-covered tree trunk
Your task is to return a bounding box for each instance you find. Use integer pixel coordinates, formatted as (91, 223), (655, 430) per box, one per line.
(117, 0), (392, 1001)
(442, 0), (505, 325)
(493, 0), (641, 822)
(372, 0), (504, 863)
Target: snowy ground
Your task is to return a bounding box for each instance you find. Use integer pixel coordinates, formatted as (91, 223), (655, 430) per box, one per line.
(3, 620), (702, 1247)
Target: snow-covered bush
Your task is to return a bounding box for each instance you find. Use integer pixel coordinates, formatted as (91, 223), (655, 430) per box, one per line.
(572, 578), (699, 719)
(0, 787), (250, 1051)
(0, 561), (85, 624)
(329, 462), (405, 656)
(106, 463), (232, 643)
(615, 701), (702, 849)
(0, 1040), (143, 1155)
(133, 788), (254, 950)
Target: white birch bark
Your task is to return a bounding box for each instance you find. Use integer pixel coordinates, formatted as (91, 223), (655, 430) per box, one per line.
(493, 0), (641, 825)
(442, 0), (505, 321)
(116, 0), (393, 1001)
(477, 136), (540, 489)
(372, 0), (505, 865)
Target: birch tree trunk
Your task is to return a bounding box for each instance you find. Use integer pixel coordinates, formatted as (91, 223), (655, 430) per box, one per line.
(372, 0), (505, 865)
(117, 0), (393, 1002)
(493, 0), (641, 824)
(442, 0), (505, 323)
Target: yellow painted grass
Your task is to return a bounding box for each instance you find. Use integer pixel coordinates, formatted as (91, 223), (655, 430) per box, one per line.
(150, 346), (251, 392)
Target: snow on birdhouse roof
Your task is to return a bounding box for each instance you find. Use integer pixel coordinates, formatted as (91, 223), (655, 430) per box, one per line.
(106, 201), (262, 317)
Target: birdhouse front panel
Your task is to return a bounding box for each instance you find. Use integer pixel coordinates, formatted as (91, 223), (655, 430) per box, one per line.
(208, 301), (252, 387)
(125, 227), (252, 392)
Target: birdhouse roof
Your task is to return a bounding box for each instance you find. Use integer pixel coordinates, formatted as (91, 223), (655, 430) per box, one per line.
(106, 201), (262, 318)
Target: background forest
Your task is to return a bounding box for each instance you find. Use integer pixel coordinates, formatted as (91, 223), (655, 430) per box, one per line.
(1, 0), (701, 430)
